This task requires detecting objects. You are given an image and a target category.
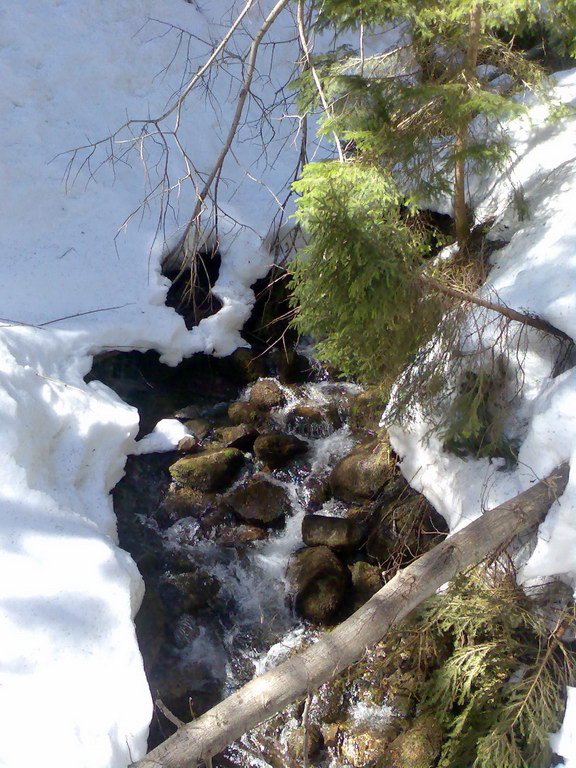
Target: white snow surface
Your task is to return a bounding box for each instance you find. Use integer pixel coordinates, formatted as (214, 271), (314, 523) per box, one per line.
(388, 69), (576, 764)
(3, 0), (576, 765)
(0, 1), (308, 766)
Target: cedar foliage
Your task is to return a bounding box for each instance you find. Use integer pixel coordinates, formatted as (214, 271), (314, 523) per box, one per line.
(381, 565), (576, 768)
(289, 161), (442, 383)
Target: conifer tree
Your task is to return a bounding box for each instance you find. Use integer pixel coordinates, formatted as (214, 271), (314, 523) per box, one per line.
(289, 0), (574, 387)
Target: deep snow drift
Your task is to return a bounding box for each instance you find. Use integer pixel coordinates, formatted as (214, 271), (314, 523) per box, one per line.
(1, 1), (576, 767)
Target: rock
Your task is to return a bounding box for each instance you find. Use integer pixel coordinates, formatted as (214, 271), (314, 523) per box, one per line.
(388, 714), (443, 768)
(217, 424), (259, 451)
(329, 440), (394, 501)
(254, 432), (308, 468)
(302, 514), (364, 551)
(174, 404), (203, 421)
(340, 728), (401, 767)
(286, 723), (323, 761)
(271, 349), (312, 384)
(306, 477), (330, 511)
(287, 546), (350, 623)
(349, 560), (383, 605)
(216, 524), (268, 546)
(177, 435), (201, 453)
(285, 403), (342, 438)
(248, 378), (286, 410)
(225, 475), (292, 525)
(183, 418), (211, 440)
(313, 680), (347, 724)
(161, 485), (217, 519)
(169, 448), (244, 492)
(348, 388), (387, 435)
(228, 401), (261, 426)
(158, 569), (220, 614)
(134, 585), (168, 672)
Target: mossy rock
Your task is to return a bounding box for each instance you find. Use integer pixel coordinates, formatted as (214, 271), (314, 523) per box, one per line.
(349, 560), (383, 607)
(287, 546), (350, 623)
(302, 514), (364, 551)
(216, 424), (259, 451)
(224, 474), (292, 525)
(329, 439), (394, 501)
(248, 378), (287, 410)
(387, 714), (443, 768)
(169, 448), (244, 492)
(158, 569), (221, 614)
(161, 485), (216, 520)
(254, 432), (308, 468)
(228, 401), (262, 426)
(286, 723), (324, 762)
(285, 403), (343, 438)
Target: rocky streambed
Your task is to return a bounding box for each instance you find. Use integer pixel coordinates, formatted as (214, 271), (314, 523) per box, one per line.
(92, 347), (449, 765)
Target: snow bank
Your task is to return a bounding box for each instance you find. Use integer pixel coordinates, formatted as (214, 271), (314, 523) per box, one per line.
(388, 69), (576, 764)
(0, 1), (306, 765)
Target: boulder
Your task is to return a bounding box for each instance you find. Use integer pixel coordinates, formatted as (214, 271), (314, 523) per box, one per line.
(169, 448), (244, 492)
(302, 514), (364, 551)
(287, 546), (350, 623)
(161, 485), (216, 520)
(183, 418), (211, 440)
(329, 440), (394, 501)
(285, 403), (342, 438)
(248, 378), (286, 410)
(224, 475), (291, 526)
(228, 401), (261, 426)
(349, 560), (384, 607)
(158, 569), (220, 614)
(339, 729), (400, 767)
(177, 435), (201, 454)
(216, 524), (268, 546)
(217, 424), (259, 451)
(254, 432), (308, 468)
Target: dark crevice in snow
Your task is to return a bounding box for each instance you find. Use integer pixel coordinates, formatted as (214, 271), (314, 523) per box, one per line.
(163, 247), (223, 329)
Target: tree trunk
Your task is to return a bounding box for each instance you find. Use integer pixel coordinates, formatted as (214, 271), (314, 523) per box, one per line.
(132, 462), (569, 768)
(454, 2), (482, 249)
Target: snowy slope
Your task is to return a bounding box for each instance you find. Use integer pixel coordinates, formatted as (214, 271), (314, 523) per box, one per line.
(389, 69), (576, 764)
(0, 1), (304, 766)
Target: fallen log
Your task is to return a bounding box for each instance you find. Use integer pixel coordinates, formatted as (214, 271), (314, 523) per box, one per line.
(133, 462), (569, 768)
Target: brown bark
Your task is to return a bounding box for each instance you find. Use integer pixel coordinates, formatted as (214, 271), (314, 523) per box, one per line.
(454, 3), (483, 249)
(423, 276), (573, 343)
(132, 462), (569, 768)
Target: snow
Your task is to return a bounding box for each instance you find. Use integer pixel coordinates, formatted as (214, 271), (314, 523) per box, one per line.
(2, 0), (576, 766)
(0, 1), (306, 766)
(388, 69), (576, 764)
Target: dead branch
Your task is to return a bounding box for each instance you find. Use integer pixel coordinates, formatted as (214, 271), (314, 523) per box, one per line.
(132, 462), (569, 768)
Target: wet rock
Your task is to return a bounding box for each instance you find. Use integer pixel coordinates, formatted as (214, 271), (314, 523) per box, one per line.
(248, 378), (286, 410)
(161, 485), (217, 520)
(302, 514), (364, 552)
(158, 569), (220, 614)
(286, 403), (342, 438)
(216, 524), (268, 546)
(306, 477), (330, 511)
(349, 560), (383, 605)
(287, 546), (350, 623)
(388, 714), (443, 768)
(217, 424), (259, 451)
(225, 475), (292, 526)
(348, 388), (387, 435)
(183, 418), (211, 440)
(254, 432), (308, 468)
(228, 401), (262, 426)
(286, 722), (324, 761)
(169, 448), (244, 492)
(339, 728), (399, 767)
(177, 435), (201, 454)
(329, 440), (394, 501)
